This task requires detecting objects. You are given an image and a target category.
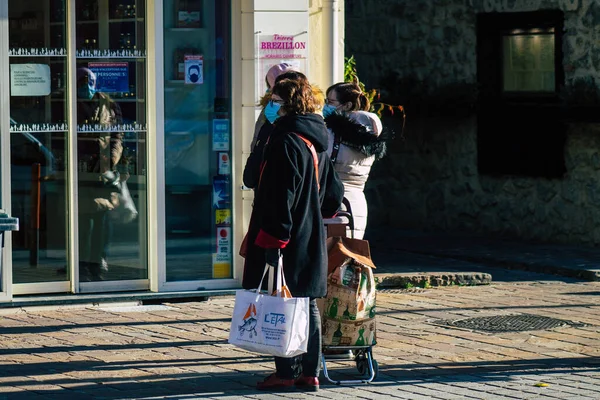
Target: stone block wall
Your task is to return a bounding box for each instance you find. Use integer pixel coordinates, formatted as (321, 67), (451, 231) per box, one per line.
(348, 0), (600, 245)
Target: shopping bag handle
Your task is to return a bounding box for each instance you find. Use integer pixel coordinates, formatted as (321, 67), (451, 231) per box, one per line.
(255, 264), (271, 294)
(255, 256), (292, 298)
(274, 256), (293, 299)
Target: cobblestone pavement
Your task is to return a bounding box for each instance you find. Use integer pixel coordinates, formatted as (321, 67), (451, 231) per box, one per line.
(0, 274), (599, 399)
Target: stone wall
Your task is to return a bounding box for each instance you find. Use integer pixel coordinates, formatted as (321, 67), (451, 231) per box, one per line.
(347, 0), (600, 245)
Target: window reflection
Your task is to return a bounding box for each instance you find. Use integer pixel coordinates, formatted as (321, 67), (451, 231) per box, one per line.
(8, 0), (68, 283)
(75, 0), (148, 283)
(164, 0), (232, 282)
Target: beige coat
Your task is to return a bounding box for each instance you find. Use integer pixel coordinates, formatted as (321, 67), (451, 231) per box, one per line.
(325, 111), (384, 239)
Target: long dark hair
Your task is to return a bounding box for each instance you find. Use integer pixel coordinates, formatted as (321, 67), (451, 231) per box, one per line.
(326, 82), (370, 112)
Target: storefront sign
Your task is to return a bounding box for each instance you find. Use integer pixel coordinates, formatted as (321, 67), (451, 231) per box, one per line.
(256, 32), (308, 99)
(88, 62), (129, 93)
(216, 209), (231, 226)
(184, 55), (203, 84)
(212, 119), (230, 151)
(218, 152), (231, 175)
(258, 34), (307, 59)
(10, 64), (51, 96)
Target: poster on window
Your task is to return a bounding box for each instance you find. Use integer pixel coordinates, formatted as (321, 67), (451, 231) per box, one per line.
(213, 176), (230, 209)
(10, 64), (51, 96)
(213, 226), (232, 278)
(256, 32), (308, 101)
(215, 209), (231, 226)
(218, 152), (231, 175)
(212, 252), (231, 279)
(184, 55), (203, 84)
(88, 62), (129, 93)
(212, 119), (230, 151)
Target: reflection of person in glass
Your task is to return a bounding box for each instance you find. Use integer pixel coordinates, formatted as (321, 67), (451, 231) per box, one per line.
(188, 64), (200, 83)
(76, 67), (124, 281)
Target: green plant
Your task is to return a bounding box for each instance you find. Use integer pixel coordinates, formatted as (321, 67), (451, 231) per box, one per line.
(344, 55), (406, 119)
(402, 281), (414, 289)
(374, 276), (381, 290)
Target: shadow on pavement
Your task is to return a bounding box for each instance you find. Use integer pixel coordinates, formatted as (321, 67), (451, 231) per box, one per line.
(1, 356), (598, 399)
(0, 339), (230, 356)
(0, 318), (231, 336)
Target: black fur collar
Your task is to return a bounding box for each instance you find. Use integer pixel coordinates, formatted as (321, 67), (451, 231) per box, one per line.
(324, 113), (393, 160)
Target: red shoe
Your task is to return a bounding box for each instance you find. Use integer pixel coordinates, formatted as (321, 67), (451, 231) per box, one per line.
(295, 375), (319, 391)
(256, 373), (295, 391)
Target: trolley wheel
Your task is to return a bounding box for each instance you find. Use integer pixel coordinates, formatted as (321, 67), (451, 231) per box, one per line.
(356, 356), (379, 380)
(356, 358), (368, 376)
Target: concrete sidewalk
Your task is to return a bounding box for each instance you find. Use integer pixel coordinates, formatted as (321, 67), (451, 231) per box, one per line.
(0, 269), (599, 399)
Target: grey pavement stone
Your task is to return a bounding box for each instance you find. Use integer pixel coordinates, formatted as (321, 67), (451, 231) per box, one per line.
(1, 276), (600, 399)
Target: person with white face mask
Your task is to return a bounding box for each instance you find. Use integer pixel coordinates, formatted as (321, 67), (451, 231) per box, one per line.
(323, 82), (392, 239)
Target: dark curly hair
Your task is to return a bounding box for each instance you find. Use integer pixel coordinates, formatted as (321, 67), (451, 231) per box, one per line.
(259, 71), (310, 108)
(271, 78), (318, 115)
(326, 82), (370, 112)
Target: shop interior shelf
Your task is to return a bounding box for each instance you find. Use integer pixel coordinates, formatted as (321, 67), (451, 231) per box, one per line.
(166, 28), (204, 32)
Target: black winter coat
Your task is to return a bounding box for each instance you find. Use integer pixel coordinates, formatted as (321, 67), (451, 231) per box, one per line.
(242, 113), (344, 298)
(242, 120), (274, 189)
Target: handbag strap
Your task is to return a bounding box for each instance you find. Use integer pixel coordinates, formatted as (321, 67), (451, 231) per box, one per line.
(330, 133), (341, 164)
(256, 133), (320, 191)
(295, 133), (320, 191)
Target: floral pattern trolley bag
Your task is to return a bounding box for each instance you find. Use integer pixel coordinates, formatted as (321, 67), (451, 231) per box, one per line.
(318, 236), (377, 347)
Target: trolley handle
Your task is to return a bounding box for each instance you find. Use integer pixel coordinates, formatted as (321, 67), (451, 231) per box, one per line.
(340, 197), (355, 236)
(334, 211), (354, 234)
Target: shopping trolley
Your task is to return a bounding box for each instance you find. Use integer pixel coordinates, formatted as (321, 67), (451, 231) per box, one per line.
(320, 198), (379, 385)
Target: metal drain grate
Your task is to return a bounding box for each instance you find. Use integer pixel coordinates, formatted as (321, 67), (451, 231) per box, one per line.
(378, 288), (429, 294)
(435, 314), (584, 332)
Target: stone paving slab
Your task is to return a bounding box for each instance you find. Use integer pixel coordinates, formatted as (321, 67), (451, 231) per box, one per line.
(0, 274), (599, 399)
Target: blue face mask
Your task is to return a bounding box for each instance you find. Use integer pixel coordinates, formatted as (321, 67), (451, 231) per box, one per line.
(322, 104), (338, 118)
(77, 84), (95, 100)
(264, 101), (281, 124)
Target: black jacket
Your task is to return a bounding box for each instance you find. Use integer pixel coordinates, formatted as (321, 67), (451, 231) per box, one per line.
(242, 113), (344, 298)
(324, 113), (390, 160)
(242, 120), (274, 189)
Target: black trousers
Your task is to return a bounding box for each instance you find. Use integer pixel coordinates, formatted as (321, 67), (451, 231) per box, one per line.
(274, 299), (322, 379)
(79, 210), (112, 279)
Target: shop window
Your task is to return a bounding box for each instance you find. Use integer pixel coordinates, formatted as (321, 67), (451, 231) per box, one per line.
(163, 0), (233, 282)
(477, 11), (566, 178)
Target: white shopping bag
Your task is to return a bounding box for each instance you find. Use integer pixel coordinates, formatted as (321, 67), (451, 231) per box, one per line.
(228, 257), (309, 358)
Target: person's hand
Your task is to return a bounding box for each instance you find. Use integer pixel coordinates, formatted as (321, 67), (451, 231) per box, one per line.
(94, 198), (114, 211)
(265, 248), (280, 267)
(110, 192), (120, 208)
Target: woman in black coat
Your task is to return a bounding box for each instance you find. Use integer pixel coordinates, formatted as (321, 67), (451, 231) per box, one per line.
(242, 77), (344, 392)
